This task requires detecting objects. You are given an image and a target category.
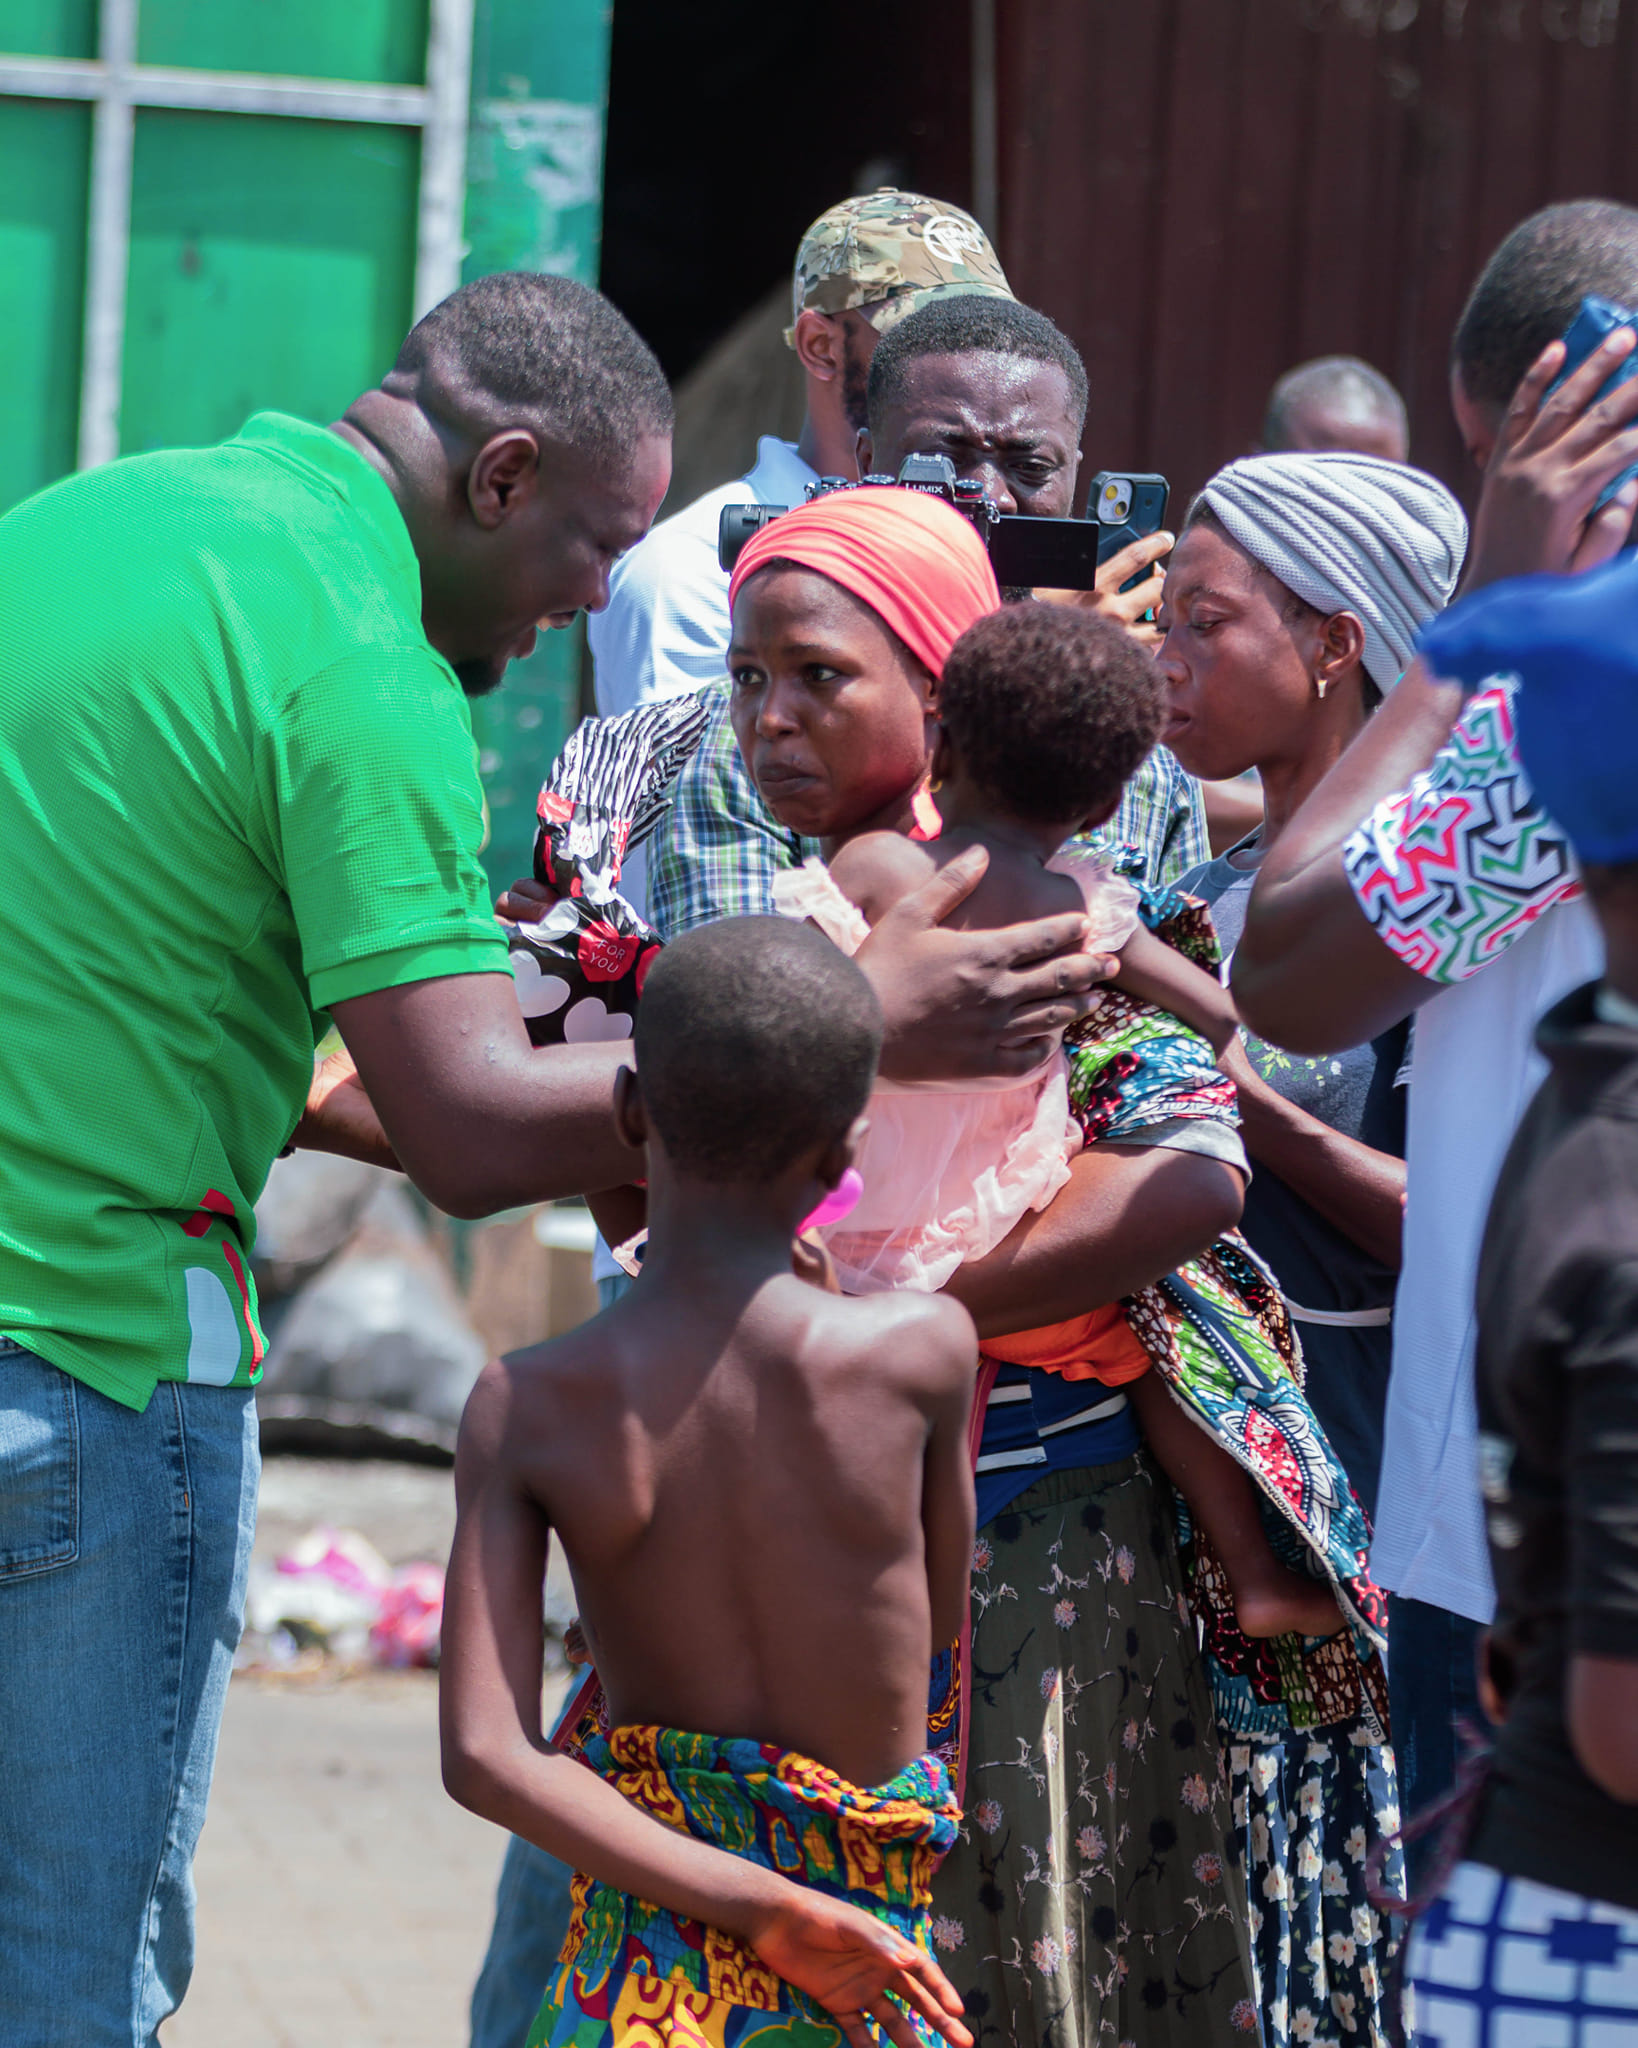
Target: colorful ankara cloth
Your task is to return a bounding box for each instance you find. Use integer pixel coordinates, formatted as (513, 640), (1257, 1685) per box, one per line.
(728, 486), (1001, 680)
(927, 883), (1399, 2047)
(530, 1726), (959, 2048)
(1199, 451), (1466, 693)
(1417, 549), (1638, 865)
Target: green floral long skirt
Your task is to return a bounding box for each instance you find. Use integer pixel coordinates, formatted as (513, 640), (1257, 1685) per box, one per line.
(929, 1457), (1261, 2047)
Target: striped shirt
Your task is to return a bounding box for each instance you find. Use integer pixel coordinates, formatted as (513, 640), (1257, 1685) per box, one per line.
(974, 1364), (1142, 1526)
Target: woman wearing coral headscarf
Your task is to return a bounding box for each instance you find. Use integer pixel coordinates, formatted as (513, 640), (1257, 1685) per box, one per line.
(725, 484), (1003, 848)
(728, 485), (1268, 2048)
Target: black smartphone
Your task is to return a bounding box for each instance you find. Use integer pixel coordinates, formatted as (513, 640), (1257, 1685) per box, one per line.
(1089, 471), (1170, 592)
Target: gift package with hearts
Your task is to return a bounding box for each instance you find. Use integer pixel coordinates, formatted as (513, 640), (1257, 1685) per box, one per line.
(506, 695), (709, 1046)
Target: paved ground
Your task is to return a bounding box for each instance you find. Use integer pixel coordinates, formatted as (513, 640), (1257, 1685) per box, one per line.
(164, 1671), (509, 2048)
(162, 1454), (570, 2048)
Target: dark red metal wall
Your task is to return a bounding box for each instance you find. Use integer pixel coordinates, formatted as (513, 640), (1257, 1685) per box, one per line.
(984, 0), (1638, 509)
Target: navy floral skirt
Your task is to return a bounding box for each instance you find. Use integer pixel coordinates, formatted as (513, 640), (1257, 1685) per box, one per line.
(1229, 1730), (1403, 2047)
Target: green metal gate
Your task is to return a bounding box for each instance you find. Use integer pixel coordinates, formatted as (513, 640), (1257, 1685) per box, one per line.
(0, 0), (612, 889)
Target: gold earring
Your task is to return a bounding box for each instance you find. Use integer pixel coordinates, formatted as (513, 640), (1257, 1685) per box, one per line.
(929, 775), (944, 794)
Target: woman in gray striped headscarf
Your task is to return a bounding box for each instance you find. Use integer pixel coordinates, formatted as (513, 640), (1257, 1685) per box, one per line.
(1159, 450), (1467, 2048)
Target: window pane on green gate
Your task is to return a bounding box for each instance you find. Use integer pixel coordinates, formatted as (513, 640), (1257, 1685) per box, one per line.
(121, 110), (416, 457)
(137, 0), (430, 85)
(0, 97), (88, 512)
(137, 0), (427, 85)
(0, 0), (95, 59)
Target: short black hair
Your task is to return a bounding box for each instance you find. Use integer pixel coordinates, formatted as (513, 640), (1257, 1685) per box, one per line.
(634, 917), (882, 1183)
(866, 296), (1089, 436)
(390, 272), (673, 464)
(1262, 355), (1406, 450)
(939, 603), (1162, 827)
(1453, 200), (1638, 409)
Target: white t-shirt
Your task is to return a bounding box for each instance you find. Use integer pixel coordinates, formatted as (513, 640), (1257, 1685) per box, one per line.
(1343, 680), (1602, 1621)
(585, 437), (819, 1282)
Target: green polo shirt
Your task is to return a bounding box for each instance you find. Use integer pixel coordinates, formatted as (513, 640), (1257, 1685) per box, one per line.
(0, 412), (508, 1410)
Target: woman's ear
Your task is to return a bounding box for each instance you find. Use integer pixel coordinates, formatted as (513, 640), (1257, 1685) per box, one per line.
(1318, 609), (1368, 693)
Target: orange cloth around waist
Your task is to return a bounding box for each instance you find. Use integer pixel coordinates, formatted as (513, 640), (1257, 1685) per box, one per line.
(981, 1305), (1152, 1386)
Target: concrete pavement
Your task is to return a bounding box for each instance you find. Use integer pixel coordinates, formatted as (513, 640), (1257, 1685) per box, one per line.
(163, 1669), (509, 2048)
(162, 1453), (572, 2048)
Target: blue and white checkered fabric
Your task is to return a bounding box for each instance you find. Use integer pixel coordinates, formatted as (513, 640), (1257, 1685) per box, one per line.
(1407, 1860), (1638, 2046)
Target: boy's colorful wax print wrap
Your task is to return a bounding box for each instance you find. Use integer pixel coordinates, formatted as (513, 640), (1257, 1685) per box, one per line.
(528, 1725), (960, 2048)
(508, 696), (709, 1046)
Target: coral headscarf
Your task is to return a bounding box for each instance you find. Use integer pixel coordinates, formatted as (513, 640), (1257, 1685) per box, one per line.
(727, 485), (1002, 677)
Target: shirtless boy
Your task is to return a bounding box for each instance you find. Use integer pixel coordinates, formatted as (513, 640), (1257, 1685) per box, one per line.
(440, 914), (979, 2048)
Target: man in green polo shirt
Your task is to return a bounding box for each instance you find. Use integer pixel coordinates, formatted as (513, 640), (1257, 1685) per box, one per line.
(0, 272), (676, 2047)
(0, 267), (1115, 2044)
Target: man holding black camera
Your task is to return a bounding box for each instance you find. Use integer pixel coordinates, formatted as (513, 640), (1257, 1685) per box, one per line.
(640, 290), (1199, 942)
(578, 188), (1014, 931)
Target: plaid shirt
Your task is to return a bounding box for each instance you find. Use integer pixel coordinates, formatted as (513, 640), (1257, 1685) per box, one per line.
(1087, 744), (1208, 890)
(648, 682), (1206, 940)
(648, 685), (819, 938)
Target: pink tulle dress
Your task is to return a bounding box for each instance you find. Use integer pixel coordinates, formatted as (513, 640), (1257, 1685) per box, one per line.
(771, 849), (1141, 1295)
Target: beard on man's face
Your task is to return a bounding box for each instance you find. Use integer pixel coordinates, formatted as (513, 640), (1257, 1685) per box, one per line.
(841, 324), (872, 437)
(454, 656), (507, 698)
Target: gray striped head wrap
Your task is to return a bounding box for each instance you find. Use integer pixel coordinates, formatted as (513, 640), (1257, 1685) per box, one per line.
(1197, 451), (1467, 693)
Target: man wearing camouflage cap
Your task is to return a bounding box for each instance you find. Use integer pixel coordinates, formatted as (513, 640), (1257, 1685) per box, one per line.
(792, 186), (1011, 322)
(576, 190), (1012, 942)
(467, 191), (1014, 2048)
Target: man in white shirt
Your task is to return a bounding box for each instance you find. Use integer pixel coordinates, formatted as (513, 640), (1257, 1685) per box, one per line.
(1233, 199), (1638, 1847)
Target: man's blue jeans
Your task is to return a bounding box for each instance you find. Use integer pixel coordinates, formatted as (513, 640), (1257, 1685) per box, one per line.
(1387, 1591), (1483, 1888)
(0, 1344), (258, 2046)
(468, 1835), (576, 2048)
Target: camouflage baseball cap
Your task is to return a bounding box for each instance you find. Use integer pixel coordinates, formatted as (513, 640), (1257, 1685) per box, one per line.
(785, 188), (1012, 346)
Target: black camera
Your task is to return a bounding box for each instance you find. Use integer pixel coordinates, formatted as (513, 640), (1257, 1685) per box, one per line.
(717, 453), (1169, 592)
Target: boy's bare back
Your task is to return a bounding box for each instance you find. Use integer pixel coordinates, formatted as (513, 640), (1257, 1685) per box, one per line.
(482, 1268), (976, 1791)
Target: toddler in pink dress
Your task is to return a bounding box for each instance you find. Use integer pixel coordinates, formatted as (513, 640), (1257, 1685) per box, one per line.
(775, 848), (1143, 1294)
(769, 602), (1235, 1298)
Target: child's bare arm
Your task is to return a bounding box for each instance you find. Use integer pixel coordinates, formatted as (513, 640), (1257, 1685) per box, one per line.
(440, 1360), (972, 2048)
(586, 1183), (646, 1254)
(826, 831), (940, 928)
(913, 1298), (980, 1648)
(1111, 920), (1239, 1054)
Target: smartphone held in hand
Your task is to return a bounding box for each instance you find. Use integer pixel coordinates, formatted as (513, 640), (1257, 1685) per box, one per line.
(1548, 295), (1638, 512)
